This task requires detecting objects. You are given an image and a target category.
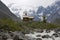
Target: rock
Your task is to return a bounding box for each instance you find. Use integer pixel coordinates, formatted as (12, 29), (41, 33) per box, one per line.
(36, 38), (42, 40)
(13, 35), (19, 40)
(36, 35), (41, 37)
(35, 29), (43, 33)
(46, 30), (51, 33)
(42, 35), (51, 38)
(8, 31), (14, 37)
(0, 35), (3, 40)
(2, 35), (7, 40)
(7, 38), (13, 40)
(55, 29), (60, 33)
(52, 33), (59, 37)
(57, 33), (60, 36)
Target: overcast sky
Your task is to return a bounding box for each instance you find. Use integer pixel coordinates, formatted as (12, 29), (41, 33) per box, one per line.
(1, 0), (56, 8)
(1, 0), (57, 19)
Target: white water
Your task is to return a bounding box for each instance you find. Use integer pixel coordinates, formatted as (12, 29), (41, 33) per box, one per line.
(25, 30), (60, 40)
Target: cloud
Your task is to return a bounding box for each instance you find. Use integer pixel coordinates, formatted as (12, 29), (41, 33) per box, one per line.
(1, 0), (56, 19)
(1, 0), (56, 8)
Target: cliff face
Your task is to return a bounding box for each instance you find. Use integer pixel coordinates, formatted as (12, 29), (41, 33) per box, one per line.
(0, 1), (20, 21)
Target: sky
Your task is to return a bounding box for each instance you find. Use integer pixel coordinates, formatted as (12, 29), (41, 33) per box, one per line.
(1, 0), (56, 19)
(1, 0), (56, 8)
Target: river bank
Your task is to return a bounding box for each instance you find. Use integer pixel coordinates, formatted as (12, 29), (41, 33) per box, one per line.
(0, 29), (60, 40)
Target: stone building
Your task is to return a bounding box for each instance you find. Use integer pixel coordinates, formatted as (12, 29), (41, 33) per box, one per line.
(23, 11), (34, 21)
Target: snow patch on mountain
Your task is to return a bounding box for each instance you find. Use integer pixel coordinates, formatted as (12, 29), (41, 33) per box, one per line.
(8, 0), (60, 22)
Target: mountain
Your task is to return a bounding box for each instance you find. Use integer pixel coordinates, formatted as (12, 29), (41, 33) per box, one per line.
(9, 5), (21, 17)
(8, 0), (60, 23)
(0, 1), (20, 21)
(48, 9), (60, 23)
(47, 1), (60, 23)
(36, 0), (60, 23)
(8, 4), (37, 19)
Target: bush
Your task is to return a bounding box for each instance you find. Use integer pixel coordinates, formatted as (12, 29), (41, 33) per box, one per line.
(0, 18), (60, 31)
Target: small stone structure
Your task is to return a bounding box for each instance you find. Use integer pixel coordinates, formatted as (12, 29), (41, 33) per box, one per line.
(23, 11), (34, 21)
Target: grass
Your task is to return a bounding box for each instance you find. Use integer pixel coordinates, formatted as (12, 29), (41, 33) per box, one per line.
(0, 18), (60, 31)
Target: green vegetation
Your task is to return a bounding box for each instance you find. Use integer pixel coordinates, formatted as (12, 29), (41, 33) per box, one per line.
(19, 21), (60, 30)
(0, 18), (23, 31)
(0, 18), (60, 31)
(43, 16), (46, 23)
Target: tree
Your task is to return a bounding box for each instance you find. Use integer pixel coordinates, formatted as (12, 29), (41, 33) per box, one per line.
(43, 16), (46, 23)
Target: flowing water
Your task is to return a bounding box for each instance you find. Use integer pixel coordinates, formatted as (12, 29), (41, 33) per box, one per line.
(25, 30), (60, 40)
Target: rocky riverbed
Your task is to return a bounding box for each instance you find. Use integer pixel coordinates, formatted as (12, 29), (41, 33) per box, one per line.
(0, 29), (60, 40)
(25, 29), (60, 40)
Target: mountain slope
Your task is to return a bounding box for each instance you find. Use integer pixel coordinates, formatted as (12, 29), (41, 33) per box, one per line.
(36, 1), (60, 23)
(47, 1), (60, 23)
(8, 0), (60, 23)
(0, 1), (20, 21)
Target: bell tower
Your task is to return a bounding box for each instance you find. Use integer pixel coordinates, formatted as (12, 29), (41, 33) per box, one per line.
(23, 11), (34, 21)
